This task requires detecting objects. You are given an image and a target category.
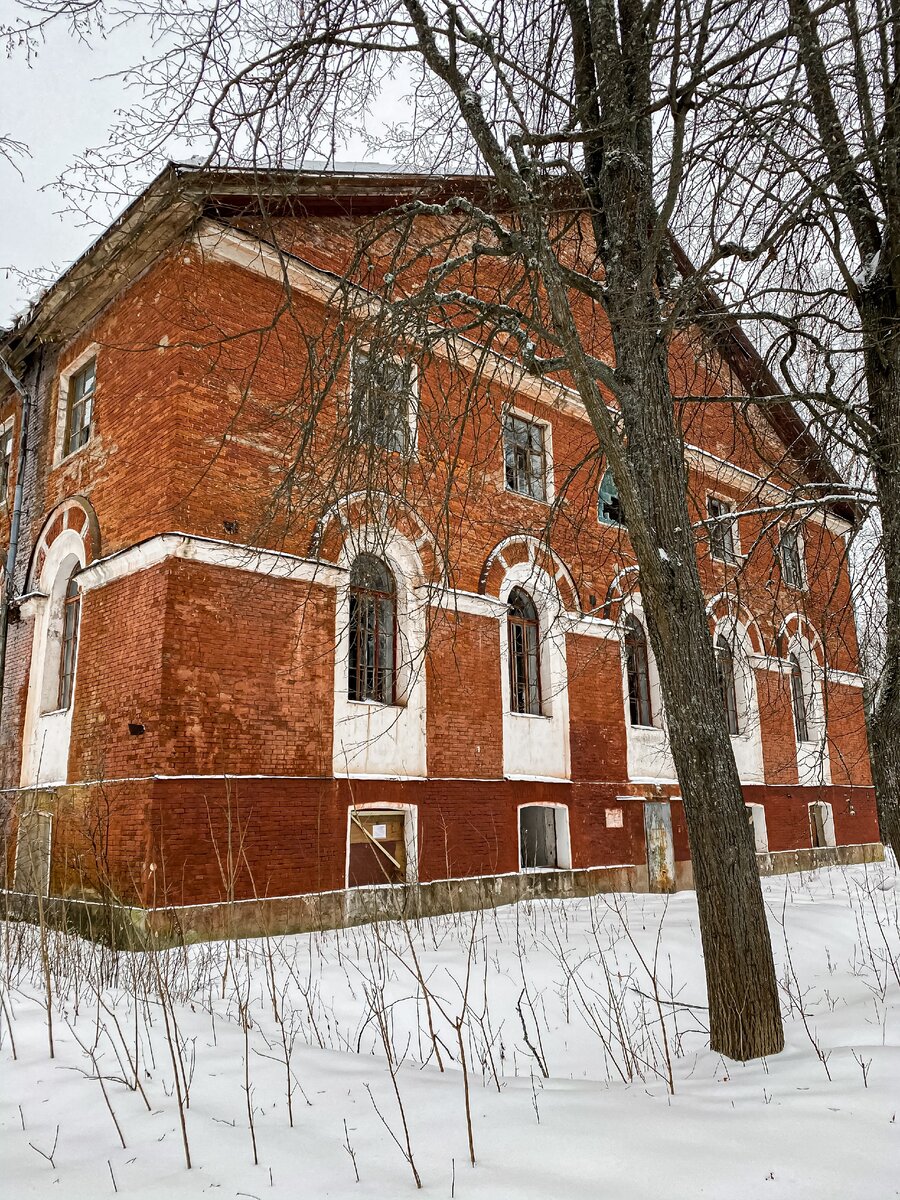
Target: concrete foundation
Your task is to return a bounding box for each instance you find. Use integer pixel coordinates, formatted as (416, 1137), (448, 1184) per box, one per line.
(1, 841), (884, 949)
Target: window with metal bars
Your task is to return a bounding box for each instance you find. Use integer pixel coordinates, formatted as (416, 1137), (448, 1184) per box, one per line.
(790, 652), (812, 743)
(507, 587), (542, 714)
(706, 495), (737, 562)
(503, 413), (547, 501)
(347, 555), (397, 704)
(624, 615), (653, 727)
(350, 349), (414, 455)
(64, 359), (96, 457)
(779, 526), (805, 589)
(715, 634), (741, 735)
(57, 574), (81, 710)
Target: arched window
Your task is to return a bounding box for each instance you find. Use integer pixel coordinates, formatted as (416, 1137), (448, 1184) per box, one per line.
(507, 587), (542, 714)
(348, 555), (396, 703)
(624, 615), (653, 726)
(715, 634), (740, 736)
(789, 652), (811, 743)
(598, 469), (624, 525)
(57, 574), (81, 710)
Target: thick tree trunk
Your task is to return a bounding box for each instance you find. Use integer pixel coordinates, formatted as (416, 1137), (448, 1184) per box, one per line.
(861, 288), (900, 867)
(403, 0), (785, 1061)
(613, 331), (784, 1060)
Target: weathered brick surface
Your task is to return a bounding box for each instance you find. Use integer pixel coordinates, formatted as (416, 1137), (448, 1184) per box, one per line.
(0, 203), (880, 907)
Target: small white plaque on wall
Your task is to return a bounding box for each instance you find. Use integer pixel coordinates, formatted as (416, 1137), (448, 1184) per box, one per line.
(372, 824), (388, 840)
(606, 808), (624, 828)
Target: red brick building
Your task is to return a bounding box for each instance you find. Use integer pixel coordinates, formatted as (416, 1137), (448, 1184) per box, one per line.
(0, 165), (881, 930)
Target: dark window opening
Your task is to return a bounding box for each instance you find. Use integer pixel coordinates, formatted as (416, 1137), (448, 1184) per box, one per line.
(503, 413), (547, 501)
(809, 803), (829, 848)
(519, 806), (559, 869)
(65, 359), (96, 457)
(57, 575), (81, 711)
(780, 527), (804, 589)
(790, 652), (811, 743)
(351, 349), (414, 455)
(507, 587), (542, 714)
(715, 634), (741, 736)
(707, 496), (737, 562)
(598, 469), (624, 525)
(0, 424), (13, 502)
(348, 555), (396, 704)
(624, 615), (653, 727)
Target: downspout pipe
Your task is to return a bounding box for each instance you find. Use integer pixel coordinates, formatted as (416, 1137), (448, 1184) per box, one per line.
(0, 353), (33, 729)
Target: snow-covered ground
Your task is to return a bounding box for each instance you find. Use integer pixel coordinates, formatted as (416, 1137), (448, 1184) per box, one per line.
(2, 863), (898, 1199)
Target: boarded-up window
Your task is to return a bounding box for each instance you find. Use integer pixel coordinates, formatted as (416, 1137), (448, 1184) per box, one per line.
(348, 811), (407, 886)
(14, 806), (52, 895)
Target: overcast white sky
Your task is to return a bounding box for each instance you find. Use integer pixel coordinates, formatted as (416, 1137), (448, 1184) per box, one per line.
(0, 11), (160, 323)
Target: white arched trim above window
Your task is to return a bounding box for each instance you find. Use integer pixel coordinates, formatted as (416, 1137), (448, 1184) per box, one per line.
(20, 518), (89, 788)
(498, 559), (571, 781)
(711, 614), (765, 784)
(332, 523), (428, 779)
(781, 621), (831, 786)
(618, 595), (675, 784)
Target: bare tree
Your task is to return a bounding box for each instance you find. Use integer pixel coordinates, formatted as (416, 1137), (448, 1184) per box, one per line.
(680, 0), (899, 863)
(0, 0), (818, 1059)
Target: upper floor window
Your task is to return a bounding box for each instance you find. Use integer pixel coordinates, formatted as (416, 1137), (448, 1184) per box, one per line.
(598, 469), (624, 525)
(503, 413), (547, 501)
(624, 614), (653, 727)
(779, 526), (805, 589)
(507, 587), (542, 714)
(58, 575), (81, 711)
(350, 349), (415, 455)
(348, 554), (396, 704)
(789, 652), (811, 743)
(715, 634), (741, 736)
(707, 496), (738, 563)
(0, 421), (13, 503)
(65, 358), (96, 457)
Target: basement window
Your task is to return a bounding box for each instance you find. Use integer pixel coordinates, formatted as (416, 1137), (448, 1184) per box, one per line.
(519, 805), (570, 870)
(809, 801), (835, 849)
(348, 810), (408, 886)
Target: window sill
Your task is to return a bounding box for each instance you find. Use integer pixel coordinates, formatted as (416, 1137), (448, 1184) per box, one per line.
(54, 437), (93, 470)
(504, 484), (552, 506)
(629, 722), (663, 734)
(38, 706), (72, 718)
(711, 554), (744, 566)
(346, 698), (405, 711)
(508, 710), (551, 720)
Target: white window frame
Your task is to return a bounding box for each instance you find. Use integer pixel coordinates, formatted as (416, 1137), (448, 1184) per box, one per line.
(54, 344), (100, 467)
(517, 802), (572, 871)
(706, 492), (741, 563)
(808, 800), (836, 849)
(501, 406), (554, 504)
(344, 802), (419, 886)
(745, 803), (769, 854)
(0, 417), (14, 507)
(348, 345), (419, 459)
